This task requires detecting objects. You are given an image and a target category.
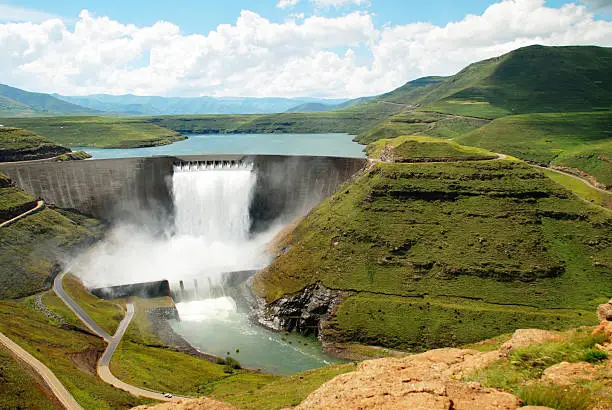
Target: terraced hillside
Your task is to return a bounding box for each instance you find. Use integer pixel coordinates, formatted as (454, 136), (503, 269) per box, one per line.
(254, 141), (612, 351)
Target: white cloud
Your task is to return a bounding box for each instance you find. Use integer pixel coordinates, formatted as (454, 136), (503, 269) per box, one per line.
(277, 0), (301, 9)
(0, 3), (63, 23)
(1, 0), (611, 98)
(313, 0), (370, 8)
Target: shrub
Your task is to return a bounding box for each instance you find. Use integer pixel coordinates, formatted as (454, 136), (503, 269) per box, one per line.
(583, 348), (608, 364)
(518, 384), (592, 410)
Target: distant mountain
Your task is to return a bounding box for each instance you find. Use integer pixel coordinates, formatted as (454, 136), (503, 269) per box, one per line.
(374, 45), (612, 117)
(54, 94), (350, 115)
(286, 97), (374, 113)
(0, 84), (97, 117)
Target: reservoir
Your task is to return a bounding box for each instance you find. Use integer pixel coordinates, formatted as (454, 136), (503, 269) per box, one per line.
(74, 132), (365, 159)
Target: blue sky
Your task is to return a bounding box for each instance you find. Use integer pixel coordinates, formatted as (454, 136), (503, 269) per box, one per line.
(0, 0), (611, 97)
(4, 0), (607, 34)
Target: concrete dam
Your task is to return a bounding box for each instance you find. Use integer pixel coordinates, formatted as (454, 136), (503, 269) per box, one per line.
(0, 155), (366, 231)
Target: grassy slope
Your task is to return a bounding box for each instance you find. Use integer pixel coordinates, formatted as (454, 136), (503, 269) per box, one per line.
(254, 156), (611, 350)
(0, 117), (185, 148)
(0, 172), (37, 222)
(384, 45), (612, 119)
(366, 135), (496, 161)
(541, 169), (612, 209)
(109, 296), (355, 409)
(0, 297), (148, 409)
(0, 203), (104, 299)
(0, 346), (57, 410)
(62, 274), (124, 335)
(355, 110), (490, 144)
(149, 101), (402, 136)
(0, 126), (70, 161)
(0, 84), (95, 117)
(457, 112), (612, 187)
(467, 327), (611, 410)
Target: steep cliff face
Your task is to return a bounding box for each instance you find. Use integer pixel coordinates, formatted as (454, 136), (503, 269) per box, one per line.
(256, 283), (341, 337)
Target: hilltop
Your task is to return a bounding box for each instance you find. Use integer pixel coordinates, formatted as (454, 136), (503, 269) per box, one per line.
(374, 45), (612, 118)
(0, 84), (96, 117)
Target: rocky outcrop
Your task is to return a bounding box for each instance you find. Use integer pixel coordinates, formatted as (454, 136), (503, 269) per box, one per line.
(257, 282), (340, 336)
(295, 348), (518, 410)
(597, 299), (612, 322)
(133, 397), (237, 410)
(0, 144), (70, 162)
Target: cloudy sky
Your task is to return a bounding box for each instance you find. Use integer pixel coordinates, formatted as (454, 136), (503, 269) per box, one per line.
(1, 0), (611, 98)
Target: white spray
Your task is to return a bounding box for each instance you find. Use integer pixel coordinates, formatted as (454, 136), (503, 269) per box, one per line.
(73, 162), (278, 292)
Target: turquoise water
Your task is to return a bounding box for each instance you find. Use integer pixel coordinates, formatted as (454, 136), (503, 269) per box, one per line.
(169, 298), (339, 375)
(74, 133), (365, 159)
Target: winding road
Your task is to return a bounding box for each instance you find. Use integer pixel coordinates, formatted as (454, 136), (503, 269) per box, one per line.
(531, 164), (610, 194)
(0, 199), (45, 228)
(53, 272), (184, 402)
(0, 331), (83, 410)
(52, 272), (111, 342)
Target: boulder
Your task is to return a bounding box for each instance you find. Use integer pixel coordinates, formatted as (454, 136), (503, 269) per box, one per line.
(597, 300), (612, 322)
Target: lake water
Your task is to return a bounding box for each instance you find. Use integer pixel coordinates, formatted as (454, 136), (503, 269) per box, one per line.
(74, 133), (365, 159)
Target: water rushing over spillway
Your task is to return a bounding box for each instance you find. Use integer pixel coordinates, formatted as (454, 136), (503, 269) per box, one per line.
(74, 161), (273, 290)
(173, 162), (255, 241)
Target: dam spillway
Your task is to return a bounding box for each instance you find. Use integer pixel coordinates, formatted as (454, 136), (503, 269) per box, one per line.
(0, 155), (366, 232)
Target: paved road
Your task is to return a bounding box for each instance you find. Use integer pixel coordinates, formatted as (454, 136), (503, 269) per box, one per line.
(0, 331), (83, 410)
(53, 273), (184, 402)
(0, 200), (45, 228)
(97, 303), (184, 401)
(52, 272), (112, 341)
(531, 164), (610, 194)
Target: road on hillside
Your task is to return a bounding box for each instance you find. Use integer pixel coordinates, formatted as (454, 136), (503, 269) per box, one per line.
(52, 272), (112, 341)
(0, 199), (45, 228)
(96, 303), (187, 402)
(53, 272), (186, 402)
(531, 164), (610, 194)
(0, 331), (83, 410)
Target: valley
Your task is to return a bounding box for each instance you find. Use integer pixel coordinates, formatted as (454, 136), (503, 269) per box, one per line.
(0, 44), (610, 410)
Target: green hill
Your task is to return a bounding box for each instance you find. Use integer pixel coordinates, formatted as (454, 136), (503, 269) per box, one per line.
(374, 45), (612, 119)
(0, 84), (97, 117)
(0, 127), (70, 162)
(0, 116), (186, 149)
(254, 147), (611, 350)
(457, 112), (612, 188)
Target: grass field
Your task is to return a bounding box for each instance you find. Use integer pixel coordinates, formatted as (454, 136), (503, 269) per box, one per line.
(254, 157), (611, 350)
(0, 298), (149, 409)
(457, 112), (612, 187)
(0, 116), (185, 148)
(541, 169), (612, 209)
(62, 274), (124, 335)
(0, 345), (57, 409)
(466, 327), (611, 410)
(0, 206), (103, 299)
(366, 135), (497, 162)
(0, 126), (69, 161)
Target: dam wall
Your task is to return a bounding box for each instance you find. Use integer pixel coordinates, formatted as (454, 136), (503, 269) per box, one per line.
(91, 280), (171, 300)
(0, 157), (174, 223)
(0, 154), (366, 228)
